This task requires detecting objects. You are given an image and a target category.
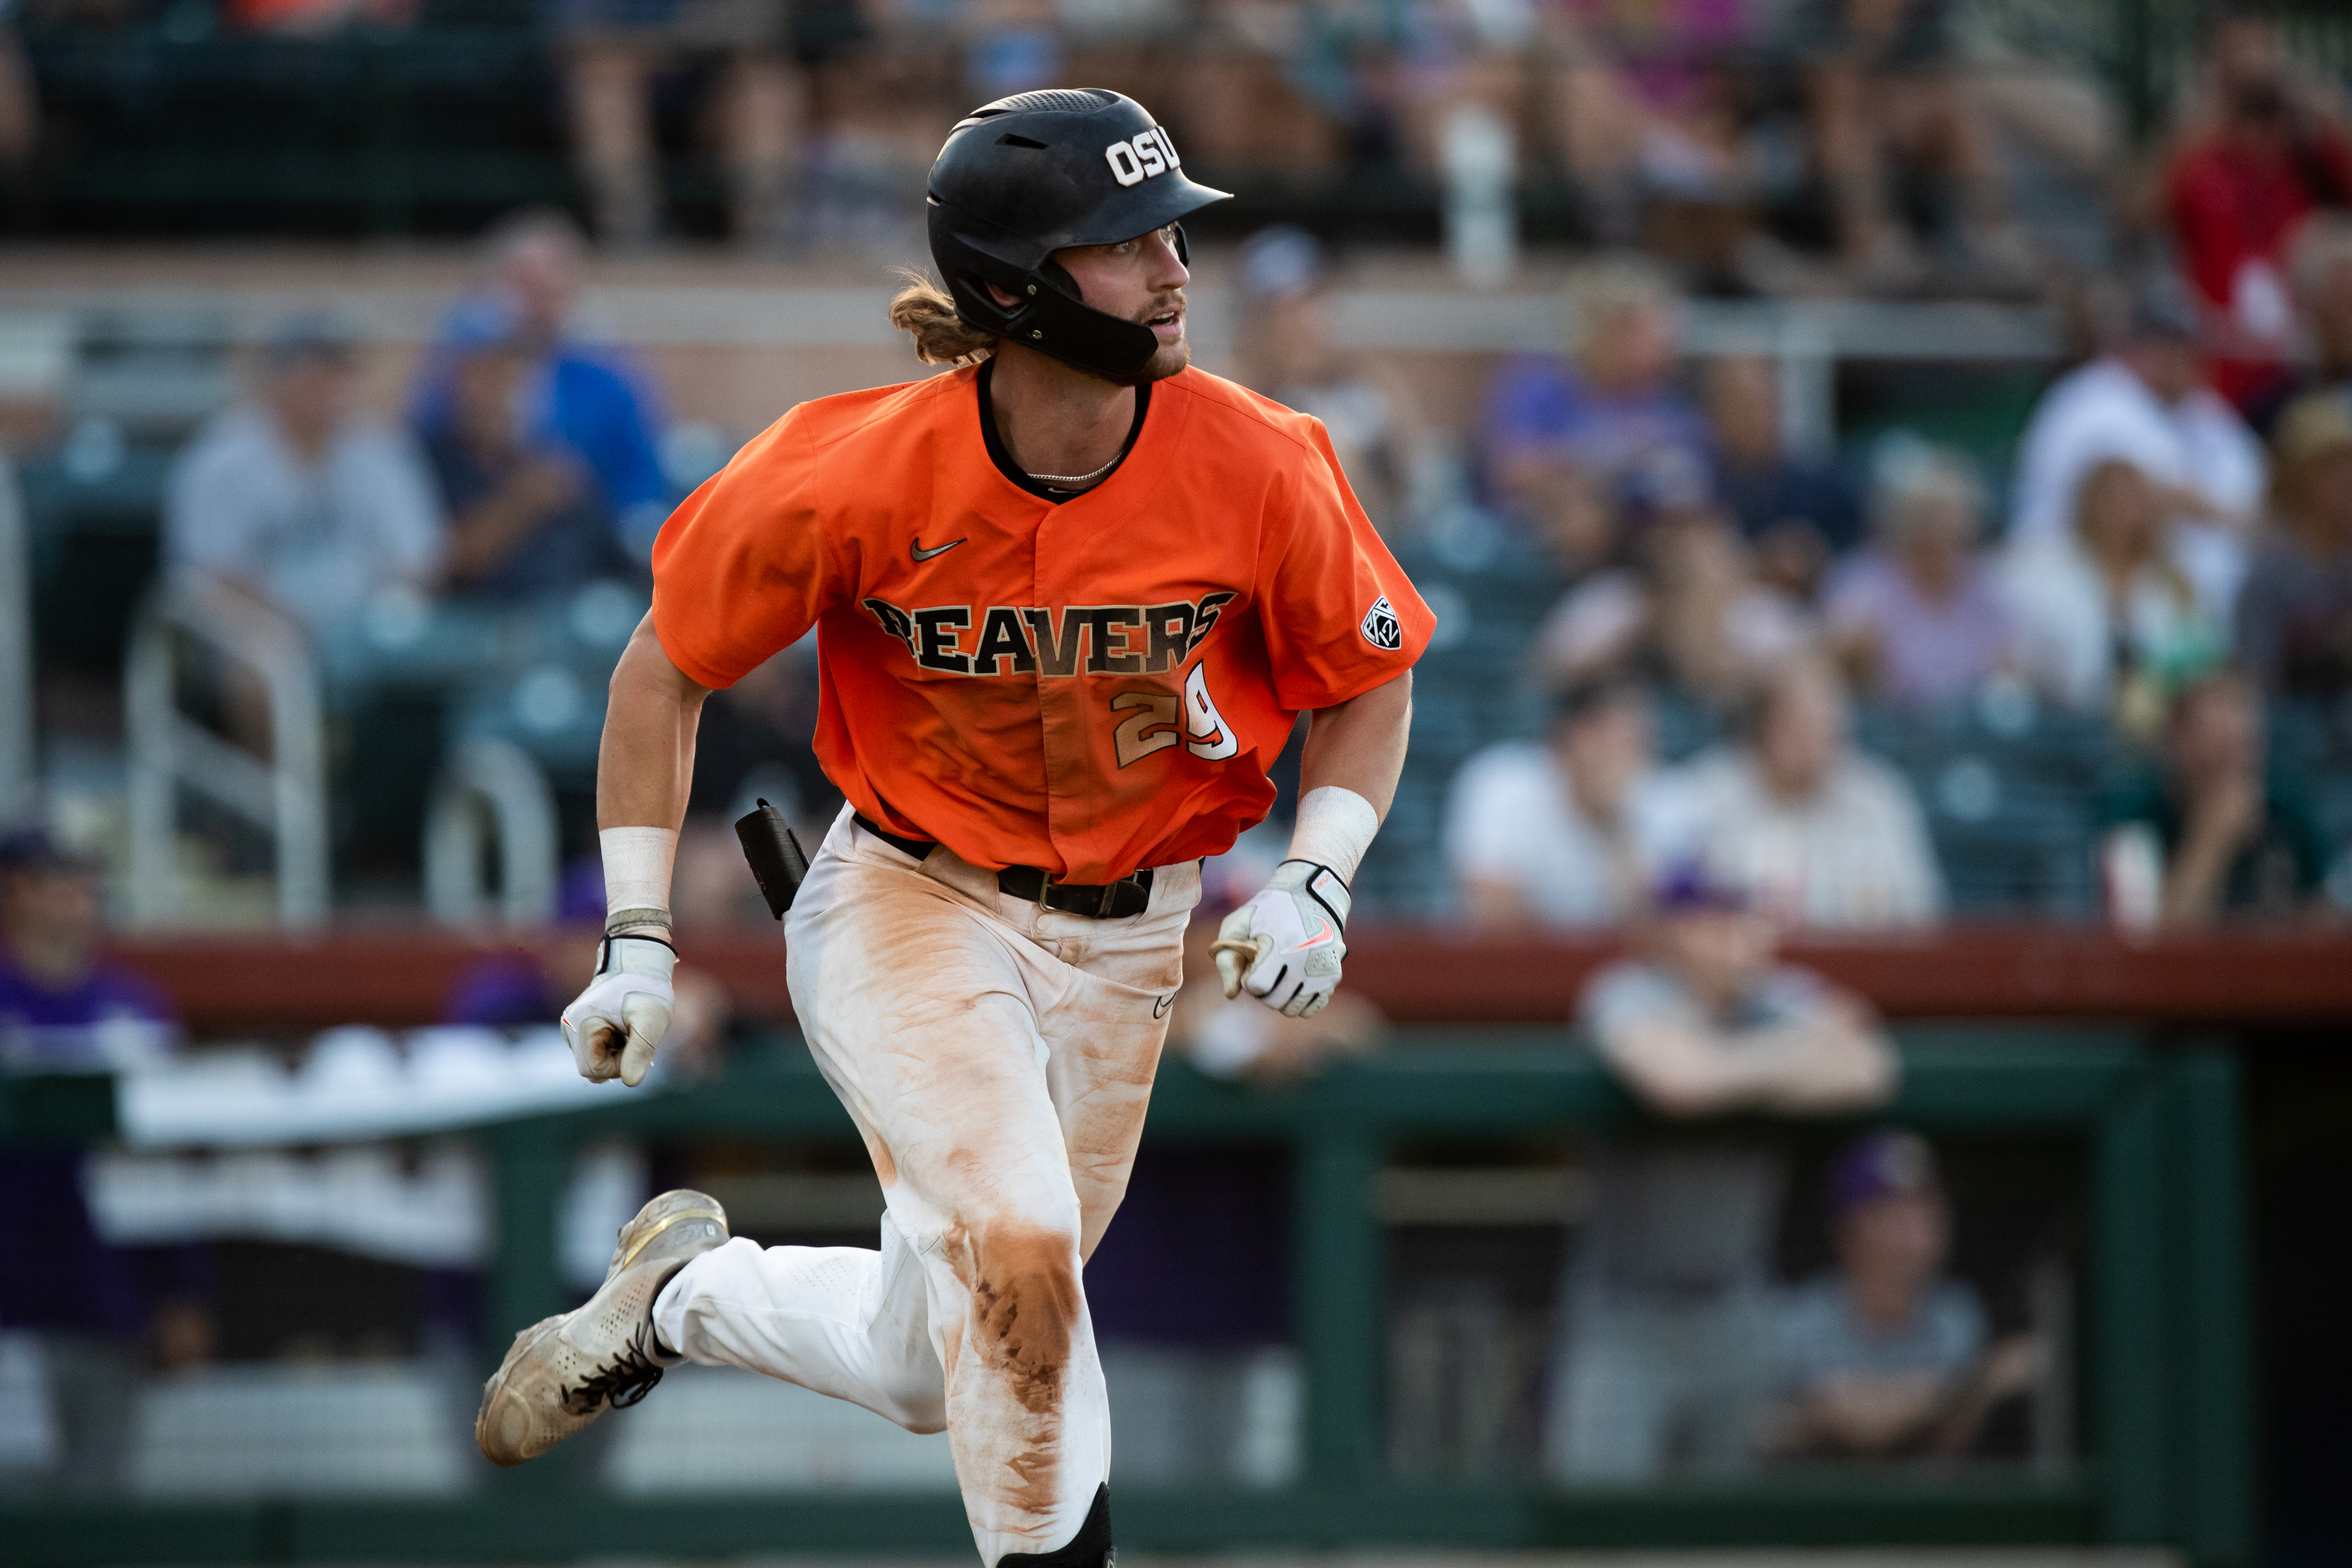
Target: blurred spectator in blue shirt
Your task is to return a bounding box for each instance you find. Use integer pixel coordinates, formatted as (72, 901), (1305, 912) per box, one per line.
(1487, 255), (1710, 537)
(1705, 355), (1862, 600)
(412, 211), (671, 559)
(167, 315), (444, 635)
(0, 828), (209, 1497)
(423, 301), (631, 603)
(1762, 1129), (2037, 1460)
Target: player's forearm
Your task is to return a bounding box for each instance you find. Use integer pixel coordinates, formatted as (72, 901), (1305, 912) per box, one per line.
(597, 616), (712, 834)
(1298, 671), (1411, 819)
(1284, 670), (1411, 885)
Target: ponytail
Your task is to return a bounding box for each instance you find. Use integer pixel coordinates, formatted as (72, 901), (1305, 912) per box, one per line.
(888, 274), (996, 366)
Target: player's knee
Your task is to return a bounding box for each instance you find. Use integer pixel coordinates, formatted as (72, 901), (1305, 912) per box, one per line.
(875, 1377), (949, 1435)
(964, 1217), (1084, 1415)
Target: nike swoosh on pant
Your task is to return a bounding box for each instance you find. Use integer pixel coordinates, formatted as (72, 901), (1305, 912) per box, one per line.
(911, 538), (966, 562)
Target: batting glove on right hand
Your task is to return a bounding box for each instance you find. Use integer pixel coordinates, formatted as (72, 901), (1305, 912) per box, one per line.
(1213, 859), (1351, 1019)
(560, 934), (675, 1087)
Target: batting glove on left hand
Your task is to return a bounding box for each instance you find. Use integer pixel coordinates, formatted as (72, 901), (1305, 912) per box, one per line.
(560, 934), (675, 1087)
(1213, 860), (1351, 1019)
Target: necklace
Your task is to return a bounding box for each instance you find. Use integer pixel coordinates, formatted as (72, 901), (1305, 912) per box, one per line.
(1025, 451), (1123, 488)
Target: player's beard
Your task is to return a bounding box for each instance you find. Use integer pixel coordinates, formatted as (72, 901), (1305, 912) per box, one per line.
(1126, 289), (1191, 385)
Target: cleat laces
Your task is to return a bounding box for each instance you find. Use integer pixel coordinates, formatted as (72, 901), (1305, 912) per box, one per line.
(564, 1341), (665, 1414)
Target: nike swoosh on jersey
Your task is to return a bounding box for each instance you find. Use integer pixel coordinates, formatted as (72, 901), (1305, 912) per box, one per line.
(911, 537), (967, 562)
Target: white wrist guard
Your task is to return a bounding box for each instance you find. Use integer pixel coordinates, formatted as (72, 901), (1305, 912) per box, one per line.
(600, 827), (678, 932)
(560, 933), (676, 1087)
(1212, 859), (1351, 1019)
(1287, 786), (1380, 885)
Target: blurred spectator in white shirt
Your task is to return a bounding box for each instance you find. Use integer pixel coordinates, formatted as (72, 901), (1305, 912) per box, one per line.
(2244, 215), (2352, 436)
(1673, 655), (1945, 926)
(1762, 1129), (2036, 1461)
(1824, 436), (2015, 710)
(166, 315), (443, 634)
(1231, 226), (1431, 539)
(2009, 275), (2265, 624)
(2002, 455), (2222, 732)
(2237, 391), (2352, 707)
(1547, 861), (1894, 1482)
(1444, 678), (1690, 930)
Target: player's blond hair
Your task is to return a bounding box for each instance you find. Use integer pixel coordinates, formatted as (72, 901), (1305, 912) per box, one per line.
(889, 274), (997, 366)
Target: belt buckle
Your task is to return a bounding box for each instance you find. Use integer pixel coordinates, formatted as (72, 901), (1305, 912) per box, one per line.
(1031, 868), (1061, 913)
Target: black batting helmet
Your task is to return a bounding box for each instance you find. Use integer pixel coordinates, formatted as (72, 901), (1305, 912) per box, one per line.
(927, 89), (1231, 384)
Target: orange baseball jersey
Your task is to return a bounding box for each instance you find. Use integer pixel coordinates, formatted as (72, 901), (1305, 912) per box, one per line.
(650, 362), (1435, 882)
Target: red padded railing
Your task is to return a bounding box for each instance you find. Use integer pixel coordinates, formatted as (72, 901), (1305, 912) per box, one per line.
(105, 924), (2352, 1032)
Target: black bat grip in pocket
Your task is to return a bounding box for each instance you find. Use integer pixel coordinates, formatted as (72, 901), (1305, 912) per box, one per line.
(734, 799), (811, 919)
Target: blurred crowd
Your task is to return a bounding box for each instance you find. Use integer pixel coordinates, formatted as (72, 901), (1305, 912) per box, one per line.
(1426, 223), (2352, 934)
(0, 0), (2336, 301)
(91, 39), (2352, 931)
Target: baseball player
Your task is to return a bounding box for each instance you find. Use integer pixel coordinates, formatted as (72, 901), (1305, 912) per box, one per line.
(474, 88), (1433, 1568)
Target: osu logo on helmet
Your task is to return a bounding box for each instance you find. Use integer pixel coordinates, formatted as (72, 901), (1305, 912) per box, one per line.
(1104, 127), (1182, 187)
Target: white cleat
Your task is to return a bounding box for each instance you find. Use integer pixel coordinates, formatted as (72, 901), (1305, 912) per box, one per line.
(475, 1189), (729, 1466)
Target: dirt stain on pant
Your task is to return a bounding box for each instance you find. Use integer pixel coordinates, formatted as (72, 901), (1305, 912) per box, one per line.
(968, 1223), (1079, 1417)
(937, 1217), (1084, 1522)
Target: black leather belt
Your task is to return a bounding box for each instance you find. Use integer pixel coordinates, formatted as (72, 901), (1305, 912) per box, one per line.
(853, 815), (1155, 920)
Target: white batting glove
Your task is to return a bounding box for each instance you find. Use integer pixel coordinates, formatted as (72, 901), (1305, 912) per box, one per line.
(560, 934), (675, 1087)
(1213, 860), (1351, 1019)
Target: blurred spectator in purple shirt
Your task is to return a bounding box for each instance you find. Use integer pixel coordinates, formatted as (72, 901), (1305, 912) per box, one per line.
(1823, 436), (2014, 710)
(0, 831), (174, 1075)
(0, 828), (208, 1497)
(1487, 255), (1710, 536)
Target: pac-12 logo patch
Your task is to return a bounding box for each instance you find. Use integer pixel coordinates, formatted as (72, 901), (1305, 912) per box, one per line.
(1360, 594), (1403, 651)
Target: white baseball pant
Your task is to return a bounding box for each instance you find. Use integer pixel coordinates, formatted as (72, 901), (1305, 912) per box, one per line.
(653, 808), (1197, 1565)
